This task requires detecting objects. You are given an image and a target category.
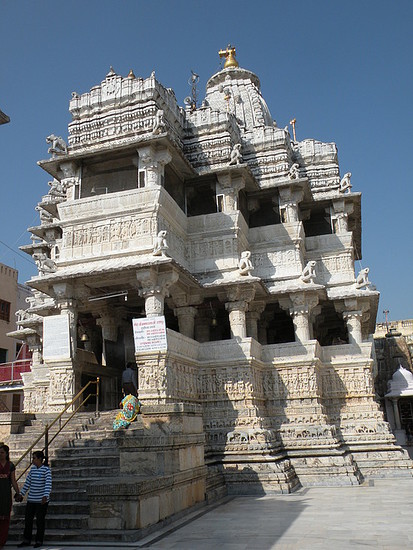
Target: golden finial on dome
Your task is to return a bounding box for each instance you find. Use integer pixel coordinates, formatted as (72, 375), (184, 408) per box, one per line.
(127, 69), (136, 79)
(218, 44), (239, 68)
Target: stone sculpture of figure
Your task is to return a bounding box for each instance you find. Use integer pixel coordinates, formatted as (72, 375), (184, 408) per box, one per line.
(355, 267), (370, 289)
(238, 251), (254, 276)
(153, 230), (168, 257)
(288, 163), (300, 180)
(32, 252), (57, 274)
(152, 109), (166, 135)
(229, 143), (242, 165)
(301, 260), (317, 283)
(48, 179), (66, 198)
(15, 309), (29, 324)
(35, 205), (53, 224)
(339, 172), (352, 193)
(46, 134), (68, 157)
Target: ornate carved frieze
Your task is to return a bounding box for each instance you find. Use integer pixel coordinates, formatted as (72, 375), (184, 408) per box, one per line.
(62, 217), (157, 260)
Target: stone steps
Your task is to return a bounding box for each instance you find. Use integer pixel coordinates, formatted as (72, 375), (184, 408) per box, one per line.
(9, 411), (124, 542)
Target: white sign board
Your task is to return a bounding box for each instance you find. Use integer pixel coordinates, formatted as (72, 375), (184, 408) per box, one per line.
(133, 316), (167, 352)
(43, 314), (71, 360)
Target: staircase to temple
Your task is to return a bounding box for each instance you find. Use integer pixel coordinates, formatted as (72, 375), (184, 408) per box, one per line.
(8, 411), (142, 542)
(7, 406), (214, 543)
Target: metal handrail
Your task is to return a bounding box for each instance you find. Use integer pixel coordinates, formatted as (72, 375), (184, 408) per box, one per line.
(15, 377), (100, 482)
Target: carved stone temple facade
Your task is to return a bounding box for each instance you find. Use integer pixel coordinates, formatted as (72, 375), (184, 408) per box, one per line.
(10, 48), (412, 492)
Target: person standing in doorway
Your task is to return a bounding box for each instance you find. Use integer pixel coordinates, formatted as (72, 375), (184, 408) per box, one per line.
(121, 362), (138, 396)
(0, 443), (20, 549)
(16, 450), (52, 548)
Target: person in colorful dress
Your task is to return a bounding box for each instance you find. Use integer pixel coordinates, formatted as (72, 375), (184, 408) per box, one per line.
(0, 444), (20, 549)
(16, 450), (52, 548)
(113, 394), (141, 430)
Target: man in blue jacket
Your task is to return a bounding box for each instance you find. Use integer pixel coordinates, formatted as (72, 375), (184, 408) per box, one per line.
(16, 450), (52, 548)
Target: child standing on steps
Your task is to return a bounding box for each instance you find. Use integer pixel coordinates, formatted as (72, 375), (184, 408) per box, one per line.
(16, 450), (52, 549)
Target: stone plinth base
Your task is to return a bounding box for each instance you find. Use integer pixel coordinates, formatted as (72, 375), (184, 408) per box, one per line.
(220, 454), (300, 494)
(88, 403), (208, 532)
(289, 451), (362, 486)
(349, 447), (413, 478)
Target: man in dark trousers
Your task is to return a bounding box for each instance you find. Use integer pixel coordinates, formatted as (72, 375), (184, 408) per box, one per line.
(16, 450), (52, 548)
(121, 362), (138, 396)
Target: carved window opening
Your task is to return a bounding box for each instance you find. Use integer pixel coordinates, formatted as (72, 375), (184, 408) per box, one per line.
(0, 299), (10, 322)
(247, 191), (281, 228)
(313, 303), (348, 346)
(185, 176), (218, 217)
(303, 206), (332, 236)
(264, 304), (295, 344)
(81, 155), (138, 198)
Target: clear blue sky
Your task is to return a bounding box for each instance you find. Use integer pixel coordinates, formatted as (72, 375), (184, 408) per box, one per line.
(1, 0), (412, 322)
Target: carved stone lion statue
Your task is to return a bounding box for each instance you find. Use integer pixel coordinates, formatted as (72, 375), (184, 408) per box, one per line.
(46, 134), (68, 157)
(238, 250), (254, 276)
(355, 267), (370, 289)
(153, 230), (168, 257)
(229, 143), (242, 165)
(301, 260), (317, 283)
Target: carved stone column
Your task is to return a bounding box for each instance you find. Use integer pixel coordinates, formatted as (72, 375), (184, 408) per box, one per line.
(53, 283), (78, 355)
(137, 145), (172, 188)
(225, 301), (248, 339)
(246, 301), (266, 341)
(138, 267), (179, 317)
(224, 287), (256, 340)
(331, 198), (353, 234)
(290, 305), (311, 343)
(280, 292), (319, 344)
(26, 333), (43, 367)
(96, 314), (119, 367)
(59, 161), (79, 201)
(343, 310), (363, 345)
(216, 173), (246, 212)
(174, 306), (198, 339)
(278, 183), (303, 223)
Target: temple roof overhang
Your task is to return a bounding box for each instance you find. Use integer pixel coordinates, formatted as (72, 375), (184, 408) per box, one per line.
(38, 134), (196, 181)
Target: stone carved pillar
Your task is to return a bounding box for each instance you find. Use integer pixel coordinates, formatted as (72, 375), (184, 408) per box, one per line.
(138, 268), (179, 317)
(331, 198), (353, 234)
(331, 212), (348, 234)
(246, 301), (266, 341)
(224, 287), (256, 340)
(290, 305), (311, 343)
(59, 161), (79, 201)
(225, 301), (248, 339)
(96, 315), (119, 367)
(137, 145), (172, 188)
(216, 173), (246, 212)
(53, 283), (78, 355)
(280, 292), (319, 344)
(174, 306), (197, 339)
(278, 185), (303, 223)
(26, 333), (43, 367)
(343, 310), (363, 345)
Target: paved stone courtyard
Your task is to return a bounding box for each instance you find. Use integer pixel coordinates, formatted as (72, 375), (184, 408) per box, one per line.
(6, 478), (413, 549)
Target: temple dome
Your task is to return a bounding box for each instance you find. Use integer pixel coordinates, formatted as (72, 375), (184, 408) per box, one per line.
(204, 67), (273, 129)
